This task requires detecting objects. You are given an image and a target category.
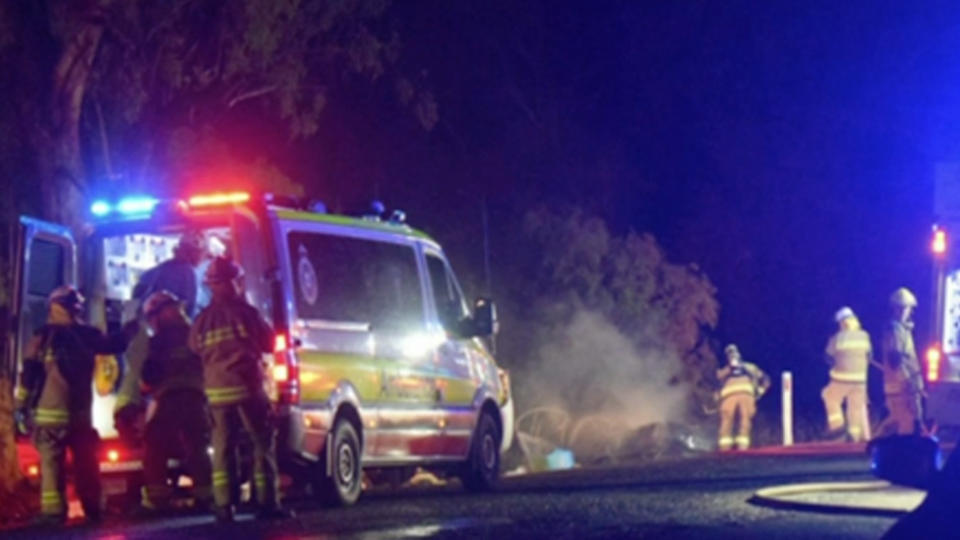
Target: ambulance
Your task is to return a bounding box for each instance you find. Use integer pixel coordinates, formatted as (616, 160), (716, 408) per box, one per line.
(926, 168), (960, 432)
(11, 190), (514, 506)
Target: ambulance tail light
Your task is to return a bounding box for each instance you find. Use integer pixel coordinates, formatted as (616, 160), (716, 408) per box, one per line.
(273, 332), (299, 405)
(926, 346), (942, 383)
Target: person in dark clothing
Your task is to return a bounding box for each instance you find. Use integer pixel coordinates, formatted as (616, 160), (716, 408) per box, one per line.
(139, 290), (212, 512)
(15, 286), (138, 525)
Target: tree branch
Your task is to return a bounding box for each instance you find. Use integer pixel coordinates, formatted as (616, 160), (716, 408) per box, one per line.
(226, 84), (278, 108)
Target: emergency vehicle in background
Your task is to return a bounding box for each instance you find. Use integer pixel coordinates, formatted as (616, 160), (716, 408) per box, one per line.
(11, 190), (514, 506)
(925, 166), (960, 432)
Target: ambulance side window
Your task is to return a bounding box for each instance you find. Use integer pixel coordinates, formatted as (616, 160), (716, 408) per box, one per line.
(23, 239), (68, 354)
(288, 232), (423, 330)
(28, 239), (65, 296)
(426, 254), (468, 332)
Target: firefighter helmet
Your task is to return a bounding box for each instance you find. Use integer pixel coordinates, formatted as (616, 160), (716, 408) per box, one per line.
(834, 306), (856, 323)
(203, 256), (243, 284)
(143, 290), (182, 319)
(890, 287), (918, 308)
(48, 285), (85, 315)
(724, 344), (740, 359)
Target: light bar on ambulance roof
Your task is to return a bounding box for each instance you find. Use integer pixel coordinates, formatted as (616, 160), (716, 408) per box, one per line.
(90, 196), (159, 218)
(186, 191), (251, 208)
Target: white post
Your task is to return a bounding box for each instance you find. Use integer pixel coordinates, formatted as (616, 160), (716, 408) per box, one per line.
(782, 371), (794, 446)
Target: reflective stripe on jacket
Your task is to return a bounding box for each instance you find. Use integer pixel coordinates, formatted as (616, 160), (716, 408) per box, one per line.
(717, 362), (769, 400)
(190, 297), (273, 406)
(825, 329), (871, 384)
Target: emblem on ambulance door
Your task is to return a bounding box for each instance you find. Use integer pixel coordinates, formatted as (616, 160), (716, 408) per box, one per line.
(297, 245), (319, 306)
(94, 354), (120, 396)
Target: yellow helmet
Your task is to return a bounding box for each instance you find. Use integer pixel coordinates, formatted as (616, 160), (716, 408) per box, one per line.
(890, 287), (918, 308)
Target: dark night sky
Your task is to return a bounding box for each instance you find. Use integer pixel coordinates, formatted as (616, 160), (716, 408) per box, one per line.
(252, 1), (960, 420)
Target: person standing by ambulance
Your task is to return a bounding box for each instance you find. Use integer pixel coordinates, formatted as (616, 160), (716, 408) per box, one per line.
(189, 257), (289, 522)
(138, 291), (212, 513)
(15, 286), (138, 525)
(879, 287), (924, 435)
(716, 344), (770, 451)
(822, 307), (872, 442)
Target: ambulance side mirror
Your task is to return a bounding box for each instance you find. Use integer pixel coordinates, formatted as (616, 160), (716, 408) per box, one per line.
(470, 298), (498, 337)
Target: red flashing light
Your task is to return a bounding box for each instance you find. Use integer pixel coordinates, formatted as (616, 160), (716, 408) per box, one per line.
(107, 449), (120, 463)
(926, 346), (942, 383)
(186, 191), (251, 208)
(274, 334), (288, 353)
(933, 228), (947, 255)
(27, 464), (39, 477)
(272, 364), (290, 383)
(273, 332), (298, 402)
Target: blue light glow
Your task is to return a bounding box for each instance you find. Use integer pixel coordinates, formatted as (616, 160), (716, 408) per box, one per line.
(91, 200), (111, 217)
(116, 197), (159, 215)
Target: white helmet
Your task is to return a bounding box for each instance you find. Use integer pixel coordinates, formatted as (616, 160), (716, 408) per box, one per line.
(834, 306), (856, 323)
(890, 287), (918, 308)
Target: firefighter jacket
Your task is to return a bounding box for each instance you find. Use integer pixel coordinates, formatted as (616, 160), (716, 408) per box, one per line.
(142, 321), (205, 400)
(17, 324), (131, 428)
(189, 296), (273, 406)
(716, 362), (770, 401)
(825, 328), (871, 384)
(880, 319), (922, 395)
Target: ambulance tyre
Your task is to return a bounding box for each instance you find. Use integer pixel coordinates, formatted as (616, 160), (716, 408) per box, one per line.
(318, 418), (362, 507)
(460, 411), (500, 492)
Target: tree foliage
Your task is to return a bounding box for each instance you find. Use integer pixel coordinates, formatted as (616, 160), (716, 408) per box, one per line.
(0, 0), (435, 227)
(502, 207), (720, 416)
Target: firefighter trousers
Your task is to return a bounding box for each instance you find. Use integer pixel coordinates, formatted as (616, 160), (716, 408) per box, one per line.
(821, 381), (868, 441)
(881, 391), (922, 435)
(142, 390), (213, 509)
(35, 424), (101, 520)
(718, 393), (755, 450)
(209, 394), (280, 510)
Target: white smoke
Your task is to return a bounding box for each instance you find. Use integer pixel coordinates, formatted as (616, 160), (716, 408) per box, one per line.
(515, 311), (691, 460)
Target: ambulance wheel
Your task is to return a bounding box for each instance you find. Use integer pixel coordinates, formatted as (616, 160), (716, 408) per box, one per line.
(460, 411), (500, 492)
(317, 419), (362, 507)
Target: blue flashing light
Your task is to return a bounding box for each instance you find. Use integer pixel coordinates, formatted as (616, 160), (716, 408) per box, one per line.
(116, 197), (159, 215)
(91, 200), (111, 217)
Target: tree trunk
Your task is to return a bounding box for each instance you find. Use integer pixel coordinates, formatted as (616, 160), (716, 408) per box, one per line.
(0, 2), (109, 520)
(36, 3), (107, 229)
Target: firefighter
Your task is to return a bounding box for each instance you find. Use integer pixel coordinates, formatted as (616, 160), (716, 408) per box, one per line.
(14, 286), (138, 525)
(879, 287), (924, 435)
(716, 344), (770, 451)
(115, 231), (208, 444)
(822, 306), (872, 442)
(139, 291), (212, 512)
(189, 257), (290, 522)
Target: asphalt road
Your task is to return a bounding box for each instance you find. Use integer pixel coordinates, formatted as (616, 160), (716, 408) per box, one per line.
(8, 452), (898, 539)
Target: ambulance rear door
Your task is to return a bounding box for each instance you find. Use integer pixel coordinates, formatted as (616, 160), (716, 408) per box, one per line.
(8, 217), (77, 391)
